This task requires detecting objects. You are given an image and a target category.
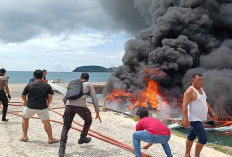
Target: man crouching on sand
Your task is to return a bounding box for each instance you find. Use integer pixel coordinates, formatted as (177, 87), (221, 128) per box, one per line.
(133, 108), (173, 157)
(20, 69), (59, 144)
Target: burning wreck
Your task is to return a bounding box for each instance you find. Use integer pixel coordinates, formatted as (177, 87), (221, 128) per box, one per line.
(101, 0), (232, 128)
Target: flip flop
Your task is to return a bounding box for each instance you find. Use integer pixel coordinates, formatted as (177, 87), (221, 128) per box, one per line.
(20, 137), (29, 142)
(48, 138), (60, 144)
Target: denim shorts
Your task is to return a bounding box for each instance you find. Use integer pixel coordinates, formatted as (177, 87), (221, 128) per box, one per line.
(187, 121), (207, 144)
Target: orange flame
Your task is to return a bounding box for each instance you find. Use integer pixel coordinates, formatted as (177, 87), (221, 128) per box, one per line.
(106, 68), (232, 128)
(210, 116), (232, 127)
(106, 80), (168, 111)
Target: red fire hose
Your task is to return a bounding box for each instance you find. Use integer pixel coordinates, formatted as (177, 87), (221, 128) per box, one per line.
(1, 102), (151, 157)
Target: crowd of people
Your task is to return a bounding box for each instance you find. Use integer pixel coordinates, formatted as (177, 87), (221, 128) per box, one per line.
(0, 68), (218, 157)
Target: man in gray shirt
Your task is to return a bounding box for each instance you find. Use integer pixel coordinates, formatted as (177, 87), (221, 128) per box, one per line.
(0, 68), (11, 121)
(59, 73), (101, 157)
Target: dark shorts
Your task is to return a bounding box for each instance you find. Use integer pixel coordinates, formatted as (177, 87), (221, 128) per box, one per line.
(187, 121), (207, 144)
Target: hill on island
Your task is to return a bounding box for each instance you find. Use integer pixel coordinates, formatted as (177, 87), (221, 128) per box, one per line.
(73, 65), (117, 72)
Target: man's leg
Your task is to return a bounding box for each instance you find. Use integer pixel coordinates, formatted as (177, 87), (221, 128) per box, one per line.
(22, 117), (29, 139)
(43, 120), (53, 141)
(185, 139), (194, 157)
(191, 121), (207, 157)
(59, 106), (76, 156)
(37, 108), (59, 143)
(161, 136), (173, 157)
(77, 107), (92, 138)
(21, 107), (35, 141)
(76, 107), (92, 144)
(195, 143), (204, 157)
(60, 106), (76, 141)
(185, 124), (197, 157)
(133, 130), (152, 157)
(1, 93), (8, 121)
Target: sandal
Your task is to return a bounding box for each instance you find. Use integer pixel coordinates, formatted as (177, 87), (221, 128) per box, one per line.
(48, 138), (60, 144)
(20, 137), (29, 142)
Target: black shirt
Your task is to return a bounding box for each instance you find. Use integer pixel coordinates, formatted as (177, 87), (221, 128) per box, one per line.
(22, 81), (54, 109)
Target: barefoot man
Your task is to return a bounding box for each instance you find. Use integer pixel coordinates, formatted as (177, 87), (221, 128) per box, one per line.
(183, 73), (218, 157)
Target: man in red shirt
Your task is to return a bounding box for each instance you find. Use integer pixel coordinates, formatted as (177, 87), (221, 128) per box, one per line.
(133, 108), (173, 157)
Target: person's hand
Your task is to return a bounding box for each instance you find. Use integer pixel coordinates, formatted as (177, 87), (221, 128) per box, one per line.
(141, 143), (152, 149)
(63, 97), (67, 104)
(95, 112), (102, 123)
(23, 101), (27, 106)
(7, 95), (11, 100)
(212, 112), (218, 122)
(141, 146), (149, 149)
(183, 119), (190, 129)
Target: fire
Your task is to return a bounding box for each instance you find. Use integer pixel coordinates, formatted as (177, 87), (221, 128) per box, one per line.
(106, 80), (167, 111)
(210, 116), (232, 127)
(106, 89), (132, 103)
(106, 68), (232, 128)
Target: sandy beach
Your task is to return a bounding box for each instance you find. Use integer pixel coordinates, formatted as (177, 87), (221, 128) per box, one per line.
(0, 83), (231, 157)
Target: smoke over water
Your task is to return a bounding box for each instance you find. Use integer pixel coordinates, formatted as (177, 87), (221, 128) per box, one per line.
(103, 0), (232, 117)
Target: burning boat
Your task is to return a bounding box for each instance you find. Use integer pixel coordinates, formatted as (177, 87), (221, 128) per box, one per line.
(102, 0), (232, 130)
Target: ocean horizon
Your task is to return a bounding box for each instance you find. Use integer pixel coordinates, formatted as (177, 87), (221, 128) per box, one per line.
(5, 71), (112, 84)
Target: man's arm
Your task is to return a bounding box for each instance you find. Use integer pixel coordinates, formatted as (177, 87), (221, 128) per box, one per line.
(183, 88), (193, 129)
(47, 94), (53, 107)
(89, 84), (102, 123)
(207, 102), (218, 121)
(22, 95), (27, 106)
(4, 81), (11, 99)
(95, 112), (102, 123)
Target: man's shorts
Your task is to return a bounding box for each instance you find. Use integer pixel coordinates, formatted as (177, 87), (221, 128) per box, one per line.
(23, 107), (49, 122)
(187, 121), (207, 144)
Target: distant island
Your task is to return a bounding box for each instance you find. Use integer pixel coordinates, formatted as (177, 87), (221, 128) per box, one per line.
(73, 65), (117, 72)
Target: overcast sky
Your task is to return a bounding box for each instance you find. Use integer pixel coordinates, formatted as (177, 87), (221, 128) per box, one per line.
(0, 0), (147, 72)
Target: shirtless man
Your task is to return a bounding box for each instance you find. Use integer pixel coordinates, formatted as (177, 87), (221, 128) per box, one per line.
(183, 73), (218, 157)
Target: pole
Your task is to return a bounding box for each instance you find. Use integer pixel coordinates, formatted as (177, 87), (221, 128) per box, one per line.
(148, 35), (153, 52)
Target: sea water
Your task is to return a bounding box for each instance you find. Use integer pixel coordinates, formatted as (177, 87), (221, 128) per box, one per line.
(6, 71), (111, 84)
(173, 127), (232, 147)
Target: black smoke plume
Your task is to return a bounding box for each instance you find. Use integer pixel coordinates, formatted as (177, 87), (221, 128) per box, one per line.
(102, 0), (232, 116)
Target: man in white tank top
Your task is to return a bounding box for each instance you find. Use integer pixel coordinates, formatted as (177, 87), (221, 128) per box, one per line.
(183, 74), (218, 157)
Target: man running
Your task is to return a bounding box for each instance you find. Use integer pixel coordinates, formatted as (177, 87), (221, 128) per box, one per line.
(59, 73), (101, 157)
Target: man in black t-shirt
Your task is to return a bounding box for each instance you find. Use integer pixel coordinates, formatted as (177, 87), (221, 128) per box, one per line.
(21, 69), (59, 144)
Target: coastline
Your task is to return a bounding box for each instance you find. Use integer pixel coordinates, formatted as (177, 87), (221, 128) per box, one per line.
(0, 83), (231, 157)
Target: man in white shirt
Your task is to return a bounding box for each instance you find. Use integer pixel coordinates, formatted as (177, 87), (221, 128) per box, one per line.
(183, 73), (218, 157)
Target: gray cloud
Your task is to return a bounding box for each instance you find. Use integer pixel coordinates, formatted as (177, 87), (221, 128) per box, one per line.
(1, 0), (102, 42)
(0, 0), (147, 43)
(98, 0), (148, 35)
